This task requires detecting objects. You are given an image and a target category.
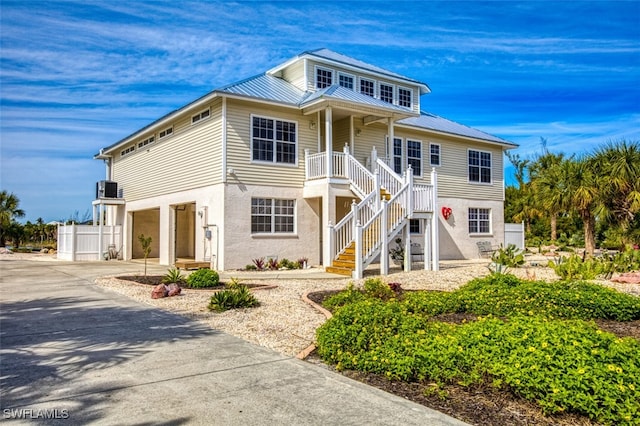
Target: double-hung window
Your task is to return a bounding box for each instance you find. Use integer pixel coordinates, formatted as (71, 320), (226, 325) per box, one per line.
(468, 149), (492, 183)
(469, 208), (491, 234)
(407, 140), (422, 176)
(252, 116), (296, 165)
(429, 143), (441, 166)
(251, 198), (295, 234)
(316, 67), (333, 89)
(392, 138), (402, 174)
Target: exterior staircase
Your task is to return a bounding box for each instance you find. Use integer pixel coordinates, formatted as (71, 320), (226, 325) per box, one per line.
(326, 243), (355, 276)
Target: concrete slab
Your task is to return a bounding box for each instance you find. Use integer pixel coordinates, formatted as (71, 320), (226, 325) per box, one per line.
(0, 258), (467, 425)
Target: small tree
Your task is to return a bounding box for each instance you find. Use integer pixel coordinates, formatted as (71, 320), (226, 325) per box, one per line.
(137, 234), (152, 276)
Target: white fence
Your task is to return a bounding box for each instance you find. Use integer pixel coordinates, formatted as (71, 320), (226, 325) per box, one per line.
(57, 224), (122, 261)
(505, 222), (525, 250)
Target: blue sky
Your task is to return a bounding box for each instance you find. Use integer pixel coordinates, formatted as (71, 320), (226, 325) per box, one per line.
(1, 1), (639, 222)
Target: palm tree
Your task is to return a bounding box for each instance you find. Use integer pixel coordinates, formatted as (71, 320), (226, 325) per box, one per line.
(590, 140), (640, 247)
(0, 191), (25, 247)
(564, 158), (599, 255)
(529, 152), (571, 241)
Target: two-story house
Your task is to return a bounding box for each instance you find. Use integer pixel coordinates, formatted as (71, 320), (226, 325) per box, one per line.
(94, 48), (516, 278)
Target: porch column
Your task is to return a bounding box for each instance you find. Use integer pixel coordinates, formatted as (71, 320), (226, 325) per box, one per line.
(159, 205), (172, 266)
(349, 115), (355, 155)
(431, 168), (439, 271)
(387, 118), (395, 164)
(424, 217), (431, 270)
(325, 106), (333, 177)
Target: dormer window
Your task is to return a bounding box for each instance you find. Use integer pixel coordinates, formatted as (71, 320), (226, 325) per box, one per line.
(316, 67), (333, 89)
(398, 87), (412, 108)
(338, 72), (354, 90)
(380, 83), (394, 104)
(360, 78), (375, 97)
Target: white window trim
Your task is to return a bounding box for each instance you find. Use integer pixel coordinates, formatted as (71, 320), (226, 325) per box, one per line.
(429, 143), (441, 167)
(467, 148), (493, 185)
(192, 108), (211, 125)
(314, 65), (334, 89)
(397, 85), (413, 108)
(359, 76), (376, 98)
(137, 135), (155, 149)
(158, 126), (173, 139)
(337, 71), (356, 90)
(120, 145), (136, 157)
(406, 139), (423, 177)
(379, 82), (395, 104)
(468, 207), (492, 235)
(250, 197), (297, 235)
(409, 219), (422, 234)
(250, 114), (299, 167)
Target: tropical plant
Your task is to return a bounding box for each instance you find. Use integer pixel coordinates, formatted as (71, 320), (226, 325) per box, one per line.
(186, 268), (220, 288)
(489, 244), (525, 275)
(208, 285), (259, 312)
(252, 257), (265, 270)
(162, 268), (185, 284)
(137, 234), (152, 276)
(0, 191), (25, 247)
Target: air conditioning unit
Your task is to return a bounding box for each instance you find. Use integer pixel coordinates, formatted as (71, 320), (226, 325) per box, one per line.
(96, 180), (118, 199)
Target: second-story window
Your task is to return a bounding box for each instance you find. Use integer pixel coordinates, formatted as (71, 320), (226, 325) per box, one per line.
(393, 138), (402, 174)
(469, 149), (492, 183)
(430, 143), (441, 166)
(138, 136), (155, 149)
(159, 127), (173, 139)
(316, 67), (333, 89)
(407, 140), (422, 176)
(338, 73), (354, 90)
(380, 83), (394, 104)
(192, 108), (210, 124)
(398, 87), (412, 108)
(360, 78), (375, 97)
(252, 116), (297, 165)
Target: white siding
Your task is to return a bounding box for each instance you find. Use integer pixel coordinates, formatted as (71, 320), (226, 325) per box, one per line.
(280, 59), (306, 92)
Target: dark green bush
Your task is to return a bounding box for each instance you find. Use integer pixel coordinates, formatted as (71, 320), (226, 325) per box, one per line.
(208, 285), (259, 312)
(186, 268), (220, 288)
(323, 282), (367, 311)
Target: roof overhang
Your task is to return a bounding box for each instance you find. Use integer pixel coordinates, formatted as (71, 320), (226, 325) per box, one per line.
(395, 121), (519, 149)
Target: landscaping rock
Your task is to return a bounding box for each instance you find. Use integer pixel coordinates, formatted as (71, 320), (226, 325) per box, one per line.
(612, 272), (640, 284)
(167, 283), (181, 297)
(151, 284), (167, 299)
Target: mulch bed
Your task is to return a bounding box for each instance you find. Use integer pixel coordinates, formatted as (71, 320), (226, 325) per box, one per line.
(305, 289), (638, 426)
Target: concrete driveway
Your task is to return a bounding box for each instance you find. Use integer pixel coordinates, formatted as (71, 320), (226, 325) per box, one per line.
(0, 258), (466, 425)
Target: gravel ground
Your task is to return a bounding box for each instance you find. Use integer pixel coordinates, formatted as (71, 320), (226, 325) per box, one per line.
(4, 251), (637, 358)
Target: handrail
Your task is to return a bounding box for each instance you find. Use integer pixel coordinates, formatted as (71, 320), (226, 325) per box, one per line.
(376, 158), (403, 195)
(346, 153), (375, 199)
(305, 152), (326, 180)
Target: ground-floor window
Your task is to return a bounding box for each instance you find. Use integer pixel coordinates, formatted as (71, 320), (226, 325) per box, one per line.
(251, 198), (295, 234)
(469, 207), (491, 234)
(409, 219), (421, 234)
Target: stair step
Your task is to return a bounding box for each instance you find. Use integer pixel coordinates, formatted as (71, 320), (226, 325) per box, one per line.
(333, 259), (355, 268)
(325, 266), (353, 276)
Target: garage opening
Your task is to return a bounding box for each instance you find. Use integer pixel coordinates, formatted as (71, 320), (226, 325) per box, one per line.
(131, 208), (160, 260)
(174, 203), (195, 262)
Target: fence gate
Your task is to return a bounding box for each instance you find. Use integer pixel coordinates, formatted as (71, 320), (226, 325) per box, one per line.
(504, 222), (525, 250)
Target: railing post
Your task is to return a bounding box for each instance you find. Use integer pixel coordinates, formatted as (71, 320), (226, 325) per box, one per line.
(351, 200), (358, 242)
(304, 149), (310, 180)
(374, 169), (381, 211)
(406, 166), (414, 218)
(327, 221), (335, 267)
(380, 199), (389, 276)
(354, 220), (363, 279)
(371, 146), (378, 168)
(430, 168), (439, 271)
(70, 223), (76, 262)
(343, 145), (350, 180)
(403, 221), (412, 272)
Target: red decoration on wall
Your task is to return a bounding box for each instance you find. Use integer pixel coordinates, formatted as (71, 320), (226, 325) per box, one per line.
(441, 206), (452, 220)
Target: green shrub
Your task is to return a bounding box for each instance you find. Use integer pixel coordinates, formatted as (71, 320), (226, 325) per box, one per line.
(323, 282), (367, 311)
(451, 276), (640, 321)
(245, 264), (257, 271)
(317, 304), (640, 425)
(278, 258), (300, 269)
(186, 268), (220, 288)
(363, 277), (394, 300)
(162, 268), (186, 284)
(548, 254), (605, 281)
(489, 244), (525, 274)
(208, 285), (259, 312)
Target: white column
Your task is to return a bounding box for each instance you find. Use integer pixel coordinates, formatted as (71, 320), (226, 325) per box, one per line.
(98, 204), (104, 261)
(424, 217), (431, 270)
(325, 106), (333, 177)
(349, 115), (355, 155)
(403, 222), (411, 272)
(380, 200), (389, 275)
(387, 118), (395, 167)
(431, 168), (439, 271)
(159, 205), (172, 266)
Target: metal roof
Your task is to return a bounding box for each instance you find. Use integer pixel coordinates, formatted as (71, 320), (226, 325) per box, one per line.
(398, 112), (516, 146)
(217, 73), (305, 105)
(300, 84), (415, 114)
